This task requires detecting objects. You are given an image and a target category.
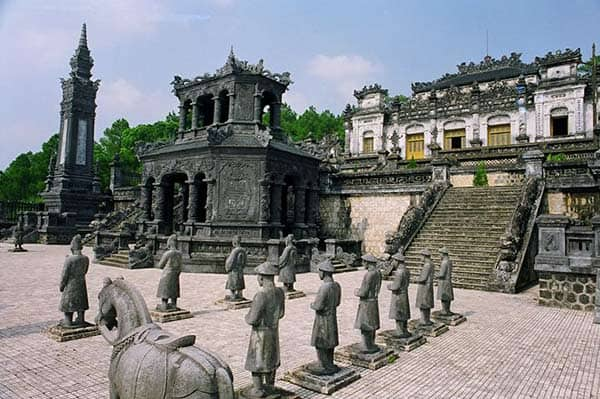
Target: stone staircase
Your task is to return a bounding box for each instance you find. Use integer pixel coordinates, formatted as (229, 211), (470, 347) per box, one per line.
(404, 185), (523, 290)
(96, 250), (130, 268)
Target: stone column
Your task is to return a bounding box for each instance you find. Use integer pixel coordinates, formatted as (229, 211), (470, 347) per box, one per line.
(109, 155), (122, 191)
(154, 182), (167, 224)
(191, 101), (198, 130)
(271, 101), (281, 129)
(307, 188), (320, 226)
(228, 92), (235, 122)
(182, 183), (189, 223)
(294, 185), (307, 225)
(187, 180), (198, 223)
(213, 96), (221, 125)
(523, 149), (545, 178)
(140, 184), (152, 220)
(270, 182), (283, 224)
(204, 177), (216, 222)
(178, 103), (186, 132)
(431, 157), (450, 183)
(253, 85), (262, 123)
(259, 177), (271, 223)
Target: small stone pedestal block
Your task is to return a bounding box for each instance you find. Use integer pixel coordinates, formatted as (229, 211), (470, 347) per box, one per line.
(408, 320), (449, 337)
(215, 298), (252, 310)
(150, 308), (193, 323)
(47, 322), (100, 342)
(431, 311), (467, 326)
(236, 385), (299, 399)
(8, 248), (27, 253)
(283, 364), (361, 394)
(285, 291), (306, 300)
(376, 330), (426, 352)
(334, 343), (394, 370)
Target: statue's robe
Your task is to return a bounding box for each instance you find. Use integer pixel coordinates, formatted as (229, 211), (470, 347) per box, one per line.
(437, 258), (454, 302)
(389, 266), (411, 321)
(354, 268), (382, 331)
(415, 260), (434, 309)
(156, 249), (182, 299)
(311, 280), (341, 349)
(278, 244), (297, 284)
(59, 254), (90, 312)
(225, 246), (247, 291)
(244, 286), (285, 373)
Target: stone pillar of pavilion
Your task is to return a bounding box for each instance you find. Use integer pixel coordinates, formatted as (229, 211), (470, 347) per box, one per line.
(213, 96), (221, 124)
(191, 101), (199, 130)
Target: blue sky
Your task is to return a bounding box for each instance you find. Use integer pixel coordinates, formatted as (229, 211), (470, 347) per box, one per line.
(1, 0), (599, 169)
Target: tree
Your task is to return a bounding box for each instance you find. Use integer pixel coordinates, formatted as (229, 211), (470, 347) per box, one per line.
(473, 162), (488, 187)
(578, 55), (600, 76)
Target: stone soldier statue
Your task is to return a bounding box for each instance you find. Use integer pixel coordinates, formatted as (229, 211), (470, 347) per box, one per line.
(244, 261), (285, 398)
(278, 234), (297, 292)
(437, 247), (455, 315)
(13, 219), (25, 251)
(156, 234), (182, 312)
(308, 259), (341, 375)
(415, 249), (434, 326)
(225, 235), (247, 301)
(59, 235), (90, 327)
(388, 252), (411, 338)
(354, 254), (382, 353)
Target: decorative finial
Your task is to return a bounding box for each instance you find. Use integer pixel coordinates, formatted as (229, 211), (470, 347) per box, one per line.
(228, 45), (235, 61)
(79, 23), (87, 48)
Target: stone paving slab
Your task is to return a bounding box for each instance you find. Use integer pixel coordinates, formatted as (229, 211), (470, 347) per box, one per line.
(0, 243), (599, 398)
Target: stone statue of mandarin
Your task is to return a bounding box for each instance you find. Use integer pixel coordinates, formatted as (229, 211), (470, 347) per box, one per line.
(59, 234), (90, 327)
(354, 254), (382, 353)
(156, 234), (182, 311)
(278, 234), (297, 292)
(308, 259), (341, 375)
(415, 249), (434, 326)
(388, 252), (411, 338)
(244, 261), (285, 398)
(436, 247), (455, 315)
(224, 235), (247, 301)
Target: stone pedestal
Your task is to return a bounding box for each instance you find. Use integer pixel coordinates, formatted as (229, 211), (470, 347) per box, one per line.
(46, 322), (99, 342)
(334, 343), (394, 370)
(150, 308), (193, 323)
(283, 364), (361, 395)
(285, 290), (306, 300)
(431, 311), (467, 326)
(215, 298), (252, 310)
(376, 330), (426, 352)
(8, 247), (27, 253)
(408, 319), (449, 337)
(236, 385), (299, 399)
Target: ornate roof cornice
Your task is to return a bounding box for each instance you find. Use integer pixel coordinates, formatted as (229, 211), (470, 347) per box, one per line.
(534, 48), (582, 67)
(353, 83), (388, 99)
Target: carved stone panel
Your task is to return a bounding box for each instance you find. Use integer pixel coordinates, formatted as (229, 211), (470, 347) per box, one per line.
(235, 83), (255, 121)
(217, 161), (258, 221)
(539, 228), (565, 256)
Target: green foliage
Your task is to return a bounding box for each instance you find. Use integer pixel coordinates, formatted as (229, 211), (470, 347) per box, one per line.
(264, 103), (344, 143)
(387, 354), (398, 364)
(406, 157), (417, 169)
(578, 55), (600, 75)
(473, 161), (488, 186)
(0, 134), (59, 202)
(546, 153), (567, 162)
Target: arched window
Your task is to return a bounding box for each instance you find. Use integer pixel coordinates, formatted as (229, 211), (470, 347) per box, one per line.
(550, 107), (568, 137)
(405, 124), (425, 160)
(183, 100), (193, 130)
(443, 120), (466, 150)
(487, 115), (511, 146)
(196, 94), (214, 127)
(362, 131), (374, 154)
(261, 91), (278, 126)
(218, 90), (229, 123)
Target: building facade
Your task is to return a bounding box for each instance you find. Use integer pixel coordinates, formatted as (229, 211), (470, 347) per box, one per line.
(344, 49), (597, 160)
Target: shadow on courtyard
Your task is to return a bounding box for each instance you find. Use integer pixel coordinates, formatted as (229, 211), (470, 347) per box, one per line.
(0, 320), (56, 339)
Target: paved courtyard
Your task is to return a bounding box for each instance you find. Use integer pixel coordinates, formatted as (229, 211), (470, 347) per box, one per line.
(0, 243), (599, 398)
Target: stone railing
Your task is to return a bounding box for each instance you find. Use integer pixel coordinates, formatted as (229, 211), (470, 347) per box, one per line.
(383, 180), (451, 255)
(534, 215), (599, 313)
(490, 177), (545, 293)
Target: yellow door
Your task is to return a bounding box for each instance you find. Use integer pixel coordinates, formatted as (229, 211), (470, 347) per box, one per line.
(362, 137), (374, 153)
(406, 133), (424, 160)
(444, 128), (466, 149)
(487, 124), (511, 146)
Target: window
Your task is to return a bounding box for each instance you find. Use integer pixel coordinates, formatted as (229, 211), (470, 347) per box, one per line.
(362, 136), (374, 153)
(406, 133), (424, 160)
(551, 116), (568, 137)
(488, 124), (511, 146)
(444, 128), (466, 150)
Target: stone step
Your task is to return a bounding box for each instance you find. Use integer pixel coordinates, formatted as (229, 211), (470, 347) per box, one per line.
(405, 259), (496, 270)
(97, 259), (130, 268)
(406, 245), (499, 256)
(404, 254), (497, 265)
(413, 235), (503, 244)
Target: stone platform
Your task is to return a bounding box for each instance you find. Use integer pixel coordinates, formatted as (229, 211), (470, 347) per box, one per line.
(285, 290), (306, 300)
(215, 298), (253, 310)
(334, 343), (394, 370)
(236, 385), (299, 399)
(408, 319), (449, 337)
(376, 330), (426, 352)
(150, 308), (193, 323)
(46, 322), (100, 342)
(283, 364), (361, 394)
(431, 311), (467, 326)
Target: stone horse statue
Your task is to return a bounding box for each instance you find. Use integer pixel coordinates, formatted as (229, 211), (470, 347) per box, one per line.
(96, 277), (234, 399)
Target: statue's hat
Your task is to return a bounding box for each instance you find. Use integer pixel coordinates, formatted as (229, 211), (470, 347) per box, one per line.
(420, 249), (431, 256)
(70, 234), (82, 250)
(391, 252), (405, 261)
(361, 253), (378, 263)
(439, 247), (449, 254)
(318, 259), (335, 273)
(255, 261), (278, 276)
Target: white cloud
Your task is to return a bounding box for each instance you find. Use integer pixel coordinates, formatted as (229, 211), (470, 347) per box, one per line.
(307, 54), (382, 103)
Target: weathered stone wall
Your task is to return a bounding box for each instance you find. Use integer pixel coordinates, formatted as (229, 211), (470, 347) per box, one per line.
(450, 172), (524, 187)
(347, 194), (412, 256)
(546, 191), (600, 222)
(538, 271), (596, 311)
(319, 194), (351, 239)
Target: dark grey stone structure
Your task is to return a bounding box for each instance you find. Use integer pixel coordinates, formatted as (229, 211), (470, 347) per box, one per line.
(40, 24), (107, 244)
(96, 277), (234, 399)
